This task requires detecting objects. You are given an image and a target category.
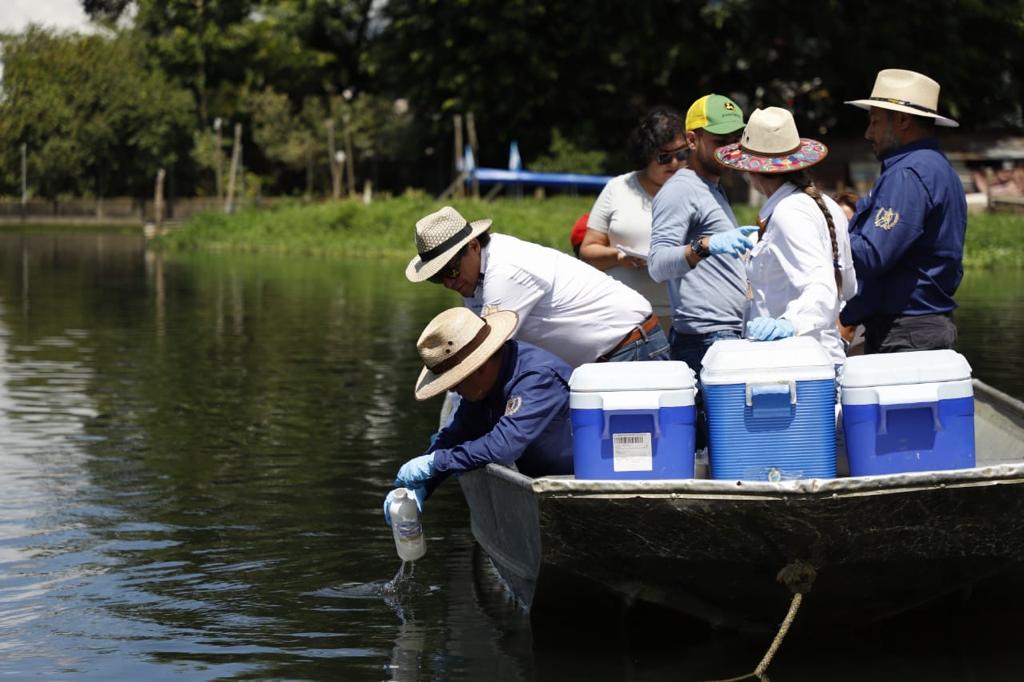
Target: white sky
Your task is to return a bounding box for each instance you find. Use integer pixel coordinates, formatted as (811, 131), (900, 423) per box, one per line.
(0, 0), (94, 34)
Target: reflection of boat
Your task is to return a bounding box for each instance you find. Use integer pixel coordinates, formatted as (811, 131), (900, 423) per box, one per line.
(458, 380), (1024, 632)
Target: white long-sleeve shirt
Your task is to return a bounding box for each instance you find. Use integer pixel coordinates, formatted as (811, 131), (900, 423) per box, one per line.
(464, 234), (652, 367)
(746, 183), (857, 365)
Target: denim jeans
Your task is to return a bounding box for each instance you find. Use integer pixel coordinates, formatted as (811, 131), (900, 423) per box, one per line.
(668, 327), (742, 450)
(604, 325), (671, 362)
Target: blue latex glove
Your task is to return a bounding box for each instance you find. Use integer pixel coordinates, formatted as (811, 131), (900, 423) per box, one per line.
(746, 317), (795, 341)
(395, 453), (436, 489)
(383, 486), (427, 526)
(708, 225), (758, 258)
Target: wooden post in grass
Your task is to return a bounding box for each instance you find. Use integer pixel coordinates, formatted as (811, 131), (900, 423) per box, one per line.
(466, 111), (480, 199)
(326, 118), (341, 200)
(20, 143), (27, 222)
(214, 118), (224, 203)
(154, 168), (166, 231)
(343, 113), (356, 197)
(225, 123), (242, 213)
(453, 114), (464, 199)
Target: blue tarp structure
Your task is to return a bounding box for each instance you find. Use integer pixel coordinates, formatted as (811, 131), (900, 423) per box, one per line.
(461, 140), (612, 191)
(468, 167), (612, 190)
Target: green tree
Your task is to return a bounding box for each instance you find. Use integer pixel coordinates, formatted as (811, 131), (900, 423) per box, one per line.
(0, 28), (194, 198)
(530, 129), (607, 175)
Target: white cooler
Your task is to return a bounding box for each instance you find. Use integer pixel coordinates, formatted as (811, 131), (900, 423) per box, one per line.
(840, 350), (975, 476)
(701, 337), (837, 481)
(569, 361), (697, 479)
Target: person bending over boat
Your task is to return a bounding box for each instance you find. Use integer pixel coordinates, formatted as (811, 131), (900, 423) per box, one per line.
(383, 308), (573, 522)
(406, 206), (669, 367)
(840, 69), (966, 354)
(714, 107), (857, 367)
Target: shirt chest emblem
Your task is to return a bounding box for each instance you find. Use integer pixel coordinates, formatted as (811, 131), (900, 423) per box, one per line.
(505, 396), (522, 416)
(874, 207), (900, 231)
(482, 304), (500, 316)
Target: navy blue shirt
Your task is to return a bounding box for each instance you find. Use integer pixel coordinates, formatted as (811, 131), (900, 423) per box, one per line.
(841, 138), (967, 324)
(431, 340), (574, 478)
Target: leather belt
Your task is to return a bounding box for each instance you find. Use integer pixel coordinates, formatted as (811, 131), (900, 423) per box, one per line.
(598, 314), (659, 361)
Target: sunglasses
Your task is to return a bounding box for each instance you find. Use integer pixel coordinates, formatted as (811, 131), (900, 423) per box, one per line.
(655, 147), (689, 165)
(427, 247), (466, 284)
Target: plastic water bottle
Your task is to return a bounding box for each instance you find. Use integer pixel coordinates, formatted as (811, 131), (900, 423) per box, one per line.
(389, 488), (426, 562)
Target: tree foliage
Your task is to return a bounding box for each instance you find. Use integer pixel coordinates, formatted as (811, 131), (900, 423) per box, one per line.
(1, 0), (1022, 198)
(0, 27), (193, 197)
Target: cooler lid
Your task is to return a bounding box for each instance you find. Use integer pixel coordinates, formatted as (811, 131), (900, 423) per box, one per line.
(569, 360), (696, 392)
(840, 350), (972, 388)
(700, 337), (834, 385)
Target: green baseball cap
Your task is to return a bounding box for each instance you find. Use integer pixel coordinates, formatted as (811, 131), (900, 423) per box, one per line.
(685, 94), (745, 134)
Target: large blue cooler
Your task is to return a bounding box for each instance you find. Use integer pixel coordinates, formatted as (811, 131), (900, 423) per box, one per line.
(569, 361), (697, 479)
(840, 350), (975, 476)
(701, 338), (837, 481)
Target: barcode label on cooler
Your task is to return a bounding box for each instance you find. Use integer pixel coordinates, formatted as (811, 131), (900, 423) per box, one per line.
(612, 432), (653, 472)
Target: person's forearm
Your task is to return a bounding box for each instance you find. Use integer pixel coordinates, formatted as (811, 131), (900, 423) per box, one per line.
(579, 242), (622, 271)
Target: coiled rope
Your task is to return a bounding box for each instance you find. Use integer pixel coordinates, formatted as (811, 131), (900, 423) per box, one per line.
(708, 560), (817, 682)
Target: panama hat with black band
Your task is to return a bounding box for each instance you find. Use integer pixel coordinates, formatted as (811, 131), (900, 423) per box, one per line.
(405, 206), (493, 283)
(845, 68), (958, 128)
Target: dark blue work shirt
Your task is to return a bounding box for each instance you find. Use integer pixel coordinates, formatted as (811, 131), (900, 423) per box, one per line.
(841, 138), (967, 324)
(431, 340), (574, 478)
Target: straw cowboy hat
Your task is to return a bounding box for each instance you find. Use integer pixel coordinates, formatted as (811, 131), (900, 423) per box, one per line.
(714, 107), (828, 173)
(405, 206), (492, 282)
(413, 308), (518, 400)
(845, 68), (958, 127)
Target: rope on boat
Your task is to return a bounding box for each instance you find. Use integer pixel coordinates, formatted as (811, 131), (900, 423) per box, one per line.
(707, 561), (817, 682)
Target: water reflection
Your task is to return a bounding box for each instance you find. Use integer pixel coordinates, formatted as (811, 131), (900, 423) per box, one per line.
(0, 229), (1021, 680)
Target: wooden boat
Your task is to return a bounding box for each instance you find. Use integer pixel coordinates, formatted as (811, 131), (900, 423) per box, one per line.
(458, 380), (1024, 632)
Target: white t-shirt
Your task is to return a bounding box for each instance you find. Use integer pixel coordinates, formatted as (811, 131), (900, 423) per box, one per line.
(747, 182), (857, 365)
(587, 171), (671, 319)
(465, 234), (653, 367)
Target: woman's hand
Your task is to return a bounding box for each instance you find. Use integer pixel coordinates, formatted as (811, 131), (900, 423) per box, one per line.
(616, 251), (647, 270)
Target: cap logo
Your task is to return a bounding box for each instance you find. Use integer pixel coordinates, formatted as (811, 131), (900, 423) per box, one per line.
(723, 101), (735, 111)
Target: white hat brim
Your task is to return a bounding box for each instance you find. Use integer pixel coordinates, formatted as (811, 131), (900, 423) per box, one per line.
(413, 310), (518, 401)
(845, 99), (958, 128)
(405, 218), (492, 282)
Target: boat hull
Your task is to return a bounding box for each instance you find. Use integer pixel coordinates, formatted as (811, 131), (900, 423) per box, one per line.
(458, 380), (1024, 631)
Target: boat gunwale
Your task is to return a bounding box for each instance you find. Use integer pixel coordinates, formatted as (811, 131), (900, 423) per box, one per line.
(472, 378), (1024, 501)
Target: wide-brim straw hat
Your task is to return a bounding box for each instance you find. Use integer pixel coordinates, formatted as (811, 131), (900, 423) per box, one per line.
(845, 68), (958, 127)
(414, 308), (518, 401)
(406, 206), (492, 282)
(714, 107), (828, 173)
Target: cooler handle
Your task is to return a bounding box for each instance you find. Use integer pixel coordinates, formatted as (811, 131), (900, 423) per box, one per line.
(602, 409), (662, 439)
(745, 381), (797, 407)
(877, 403), (942, 436)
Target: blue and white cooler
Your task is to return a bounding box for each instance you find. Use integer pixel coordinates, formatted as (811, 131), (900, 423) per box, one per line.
(840, 350), (975, 476)
(701, 337), (837, 481)
(569, 361), (697, 480)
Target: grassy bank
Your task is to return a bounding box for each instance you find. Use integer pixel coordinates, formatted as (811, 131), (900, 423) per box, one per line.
(158, 193), (594, 256)
(160, 194), (1023, 268)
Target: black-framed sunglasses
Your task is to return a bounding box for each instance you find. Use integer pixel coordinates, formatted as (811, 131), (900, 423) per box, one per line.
(655, 147), (689, 165)
(427, 247), (466, 284)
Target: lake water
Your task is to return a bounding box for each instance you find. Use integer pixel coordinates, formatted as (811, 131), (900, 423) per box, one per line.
(0, 230), (1022, 681)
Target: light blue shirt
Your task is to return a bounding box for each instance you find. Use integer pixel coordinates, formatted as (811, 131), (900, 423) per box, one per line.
(648, 169), (747, 334)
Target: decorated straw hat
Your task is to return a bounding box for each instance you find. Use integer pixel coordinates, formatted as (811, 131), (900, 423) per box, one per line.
(413, 308), (518, 401)
(714, 107), (828, 173)
(845, 68), (958, 127)
(405, 206), (492, 282)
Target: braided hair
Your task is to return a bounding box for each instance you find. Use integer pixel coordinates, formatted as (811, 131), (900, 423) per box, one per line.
(782, 170), (843, 293)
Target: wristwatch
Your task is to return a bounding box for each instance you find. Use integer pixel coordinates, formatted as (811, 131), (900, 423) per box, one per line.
(689, 236), (708, 259)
